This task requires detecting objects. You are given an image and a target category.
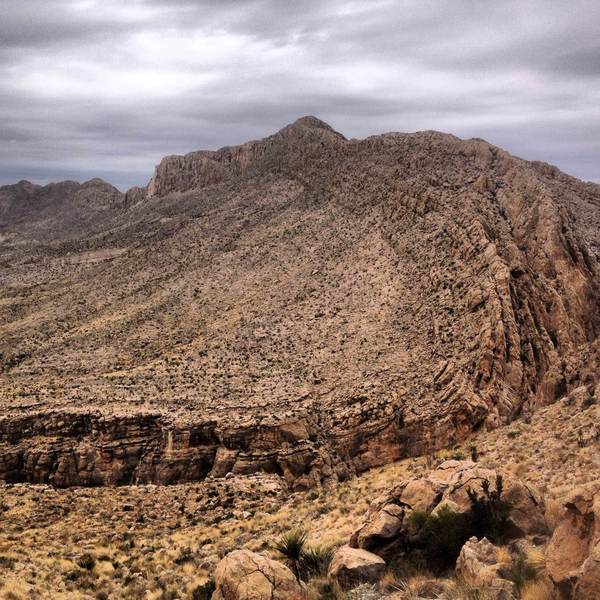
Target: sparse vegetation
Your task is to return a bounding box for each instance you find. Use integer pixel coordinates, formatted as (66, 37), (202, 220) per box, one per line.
(0, 410), (591, 600)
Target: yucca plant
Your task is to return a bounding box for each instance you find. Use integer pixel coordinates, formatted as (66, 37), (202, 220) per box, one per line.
(301, 545), (334, 578)
(273, 529), (308, 580)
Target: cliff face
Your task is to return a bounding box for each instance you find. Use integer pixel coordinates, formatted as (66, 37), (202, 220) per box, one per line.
(1, 117), (599, 487)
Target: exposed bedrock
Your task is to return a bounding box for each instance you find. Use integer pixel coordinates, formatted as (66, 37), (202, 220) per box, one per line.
(0, 396), (488, 488)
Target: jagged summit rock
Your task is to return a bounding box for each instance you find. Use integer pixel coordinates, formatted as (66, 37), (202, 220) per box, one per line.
(0, 118), (599, 487)
(144, 116), (346, 198)
(285, 114), (347, 137)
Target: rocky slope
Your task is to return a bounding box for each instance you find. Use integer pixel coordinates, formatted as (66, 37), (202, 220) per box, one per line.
(0, 117), (599, 487)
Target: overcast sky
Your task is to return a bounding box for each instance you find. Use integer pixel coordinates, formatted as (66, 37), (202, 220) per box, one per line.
(1, 0), (599, 190)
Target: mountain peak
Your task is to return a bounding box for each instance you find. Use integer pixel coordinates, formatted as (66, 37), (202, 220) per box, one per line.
(291, 115), (334, 130)
(285, 115), (346, 140)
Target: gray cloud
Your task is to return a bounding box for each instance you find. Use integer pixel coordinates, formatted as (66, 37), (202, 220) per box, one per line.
(0, 0), (599, 190)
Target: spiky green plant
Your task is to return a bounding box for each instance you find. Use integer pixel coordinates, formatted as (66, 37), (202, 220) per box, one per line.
(273, 529), (308, 580)
(301, 545), (334, 577)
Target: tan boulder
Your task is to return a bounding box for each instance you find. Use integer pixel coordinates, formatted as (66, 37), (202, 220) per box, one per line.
(350, 502), (404, 551)
(455, 537), (515, 599)
(212, 549), (302, 600)
(327, 546), (386, 590)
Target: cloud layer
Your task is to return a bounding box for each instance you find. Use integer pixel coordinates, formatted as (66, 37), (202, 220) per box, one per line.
(1, 0), (599, 189)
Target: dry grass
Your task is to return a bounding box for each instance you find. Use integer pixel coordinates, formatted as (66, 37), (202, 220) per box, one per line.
(0, 578), (28, 600)
(544, 498), (565, 532)
(520, 580), (557, 600)
(495, 546), (512, 565)
(0, 458), (419, 599)
(526, 548), (547, 572)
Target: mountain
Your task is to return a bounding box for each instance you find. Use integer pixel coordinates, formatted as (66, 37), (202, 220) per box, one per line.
(1, 116), (599, 487)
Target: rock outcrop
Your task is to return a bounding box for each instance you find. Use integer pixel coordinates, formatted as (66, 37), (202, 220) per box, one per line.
(1, 117), (599, 487)
(351, 461), (547, 555)
(546, 483), (600, 598)
(0, 410), (332, 488)
(212, 550), (302, 600)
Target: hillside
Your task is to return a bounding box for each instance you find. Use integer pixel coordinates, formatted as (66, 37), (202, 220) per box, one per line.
(1, 117), (599, 488)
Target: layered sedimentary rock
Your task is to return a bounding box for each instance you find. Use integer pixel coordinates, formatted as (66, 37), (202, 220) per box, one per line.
(0, 411), (333, 488)
(1, 117), (599, 487)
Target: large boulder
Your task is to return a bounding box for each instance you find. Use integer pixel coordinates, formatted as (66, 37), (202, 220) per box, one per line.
(455, 537), (515, 599)
(546, 483), (600, 598)
(350, 461), (547, 555)
(212, 549), (302, 600)
(327, 546), (386, 590)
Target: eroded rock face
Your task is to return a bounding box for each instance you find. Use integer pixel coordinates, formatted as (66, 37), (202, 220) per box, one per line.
(212, 550), (302, 600)
(0, 411), (330, 488)
(546, 483), (600, 598)
(327, 546), (386, 590)
(350, 461), (547, 554)
(1, 117), (599, 488)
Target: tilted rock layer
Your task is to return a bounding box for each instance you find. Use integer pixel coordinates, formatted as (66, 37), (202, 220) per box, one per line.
(1, 117), (599, 486)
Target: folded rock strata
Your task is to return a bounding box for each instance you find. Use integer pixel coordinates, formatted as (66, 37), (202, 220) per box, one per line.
(1, 117), (599, 487)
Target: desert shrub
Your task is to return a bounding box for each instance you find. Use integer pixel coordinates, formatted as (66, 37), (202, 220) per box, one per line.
(0, 555), (16, 569)
(467, 475), (510, 542)
(65, 568), (84, 581)
(191, 579), (215, 600)
(174, 547), (194, 565)
(450, 451), (466, 460)
(407, 509), (430, 530)
(582, 394), (596, 408)
(97, 554), (112, 562)
(554, 379), (567, 401)
(78, 553), (96, 571)
(469, 443), (479, 462)
(503, 553), (538, 591)
(401, 477), (513, 574)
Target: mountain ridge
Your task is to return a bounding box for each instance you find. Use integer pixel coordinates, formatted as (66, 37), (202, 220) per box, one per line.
(0, 117), (599, 488)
